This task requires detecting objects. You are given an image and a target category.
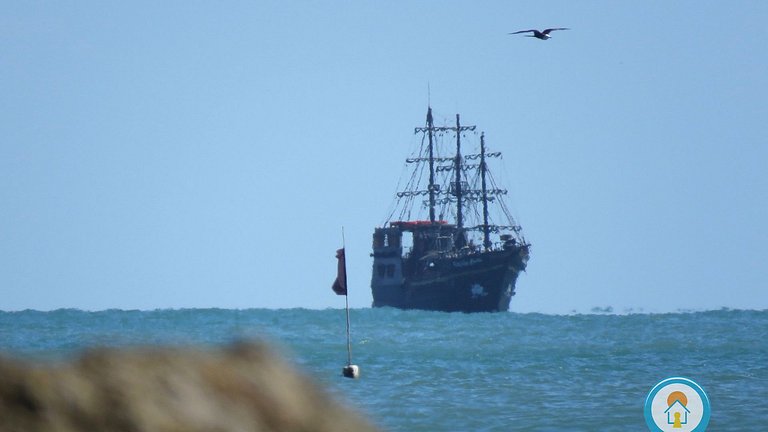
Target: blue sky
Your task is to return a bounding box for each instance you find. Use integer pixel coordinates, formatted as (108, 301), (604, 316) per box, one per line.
(2, 1), (766, 313)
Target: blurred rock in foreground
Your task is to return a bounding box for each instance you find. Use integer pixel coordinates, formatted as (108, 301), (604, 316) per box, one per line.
(0, 342), (378, 432)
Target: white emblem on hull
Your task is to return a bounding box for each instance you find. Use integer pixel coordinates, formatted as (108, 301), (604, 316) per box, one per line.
(470, 283), (487, 299)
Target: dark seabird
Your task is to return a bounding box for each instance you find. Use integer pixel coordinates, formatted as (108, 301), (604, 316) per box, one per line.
(509, 28), (569, 40)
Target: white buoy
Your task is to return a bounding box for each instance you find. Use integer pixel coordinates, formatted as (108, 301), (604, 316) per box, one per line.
(342, 364), (360, 379)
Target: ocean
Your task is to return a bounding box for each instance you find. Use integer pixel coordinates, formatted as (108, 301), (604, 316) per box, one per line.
(1, 308), (766, 431)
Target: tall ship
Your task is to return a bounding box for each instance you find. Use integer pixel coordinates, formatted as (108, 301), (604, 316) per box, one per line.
(371, 107), (530, 313)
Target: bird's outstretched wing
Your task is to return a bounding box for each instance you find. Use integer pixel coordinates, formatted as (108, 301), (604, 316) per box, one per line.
(542, 28), (570, 34)
(509, 30), (535, 35)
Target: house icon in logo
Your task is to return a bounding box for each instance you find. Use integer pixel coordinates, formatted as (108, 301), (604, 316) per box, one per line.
(665, 398), (691, 428)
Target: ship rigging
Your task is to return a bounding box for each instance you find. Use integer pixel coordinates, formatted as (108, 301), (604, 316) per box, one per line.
(385, 107), (527, 253)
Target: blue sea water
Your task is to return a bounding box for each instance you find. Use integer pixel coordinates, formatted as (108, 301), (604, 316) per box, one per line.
(1, 308), (766, 431)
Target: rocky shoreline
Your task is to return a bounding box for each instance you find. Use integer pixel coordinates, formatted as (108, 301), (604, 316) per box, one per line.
(0, 341), (378, 432)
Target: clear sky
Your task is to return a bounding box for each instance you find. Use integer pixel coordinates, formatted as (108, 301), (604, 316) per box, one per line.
(2, 1), (766, 313)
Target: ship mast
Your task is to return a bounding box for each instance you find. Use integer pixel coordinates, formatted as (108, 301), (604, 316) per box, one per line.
(480, 132), (491, 251)
(454, 114), (464, 232)
(411, 109), (476, 237)
(451, 114), (477, 248)
(426, 108), (437, 224)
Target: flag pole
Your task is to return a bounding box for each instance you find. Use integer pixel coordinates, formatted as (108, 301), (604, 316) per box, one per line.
(342, 228), (352, 366)
(339, 227), (360, 379)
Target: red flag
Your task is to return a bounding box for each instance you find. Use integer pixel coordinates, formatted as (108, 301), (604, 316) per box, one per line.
(332, 248), (347, 295)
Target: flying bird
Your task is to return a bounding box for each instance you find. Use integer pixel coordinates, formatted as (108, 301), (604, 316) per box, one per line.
(509, 28), (569, 40)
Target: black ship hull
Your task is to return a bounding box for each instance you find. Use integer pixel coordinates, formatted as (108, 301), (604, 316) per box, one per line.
(371, 246), (527, 313)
